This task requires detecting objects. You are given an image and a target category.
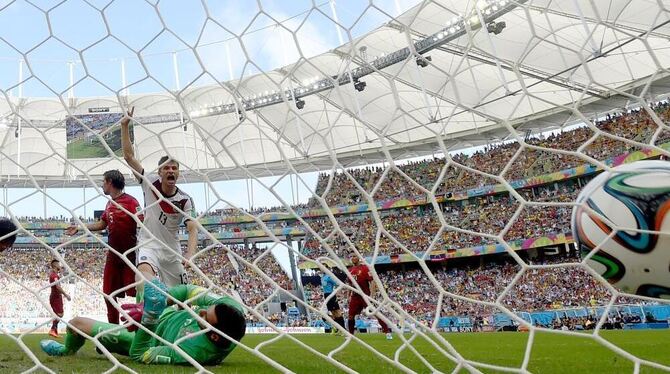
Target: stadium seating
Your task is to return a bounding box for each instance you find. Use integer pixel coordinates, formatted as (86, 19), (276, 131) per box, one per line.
(3, 102), (670, 329)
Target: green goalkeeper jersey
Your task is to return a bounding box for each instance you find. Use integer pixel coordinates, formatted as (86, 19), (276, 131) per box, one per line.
(133, 285), (244, 365)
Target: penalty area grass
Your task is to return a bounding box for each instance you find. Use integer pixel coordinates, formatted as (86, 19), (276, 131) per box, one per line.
(0, 330), (667, 373)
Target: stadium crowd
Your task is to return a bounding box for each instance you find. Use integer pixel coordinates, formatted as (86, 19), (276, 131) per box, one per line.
(191, 244), (293, 309)
(1, 102), (669, 331)
(303, 252), (652, 329)
(0, 249), (112, 320)
(302, 253), (606, 324)
(309, 102), (670, 208)
(0, 246), (655, 331)
(301, 180), (579, 258)
(0, 244), (293, 323)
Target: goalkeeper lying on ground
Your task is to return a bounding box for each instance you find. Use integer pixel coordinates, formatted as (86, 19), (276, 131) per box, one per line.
(40, 280), (246, 365)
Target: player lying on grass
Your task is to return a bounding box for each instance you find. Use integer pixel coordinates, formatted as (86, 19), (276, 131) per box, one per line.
(41, 280), (246, 365)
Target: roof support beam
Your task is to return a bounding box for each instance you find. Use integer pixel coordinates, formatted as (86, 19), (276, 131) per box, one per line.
(216, 79), (310, 160)
(385, 21), (609, 99)
(526, 5), (670, 40)
(253, 110), (310, 158)
(434, 44), (609, 99)
(276, 66), (405, 146)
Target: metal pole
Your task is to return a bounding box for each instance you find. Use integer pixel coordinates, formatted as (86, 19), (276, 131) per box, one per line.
(15, 117), (20, 177)
(345, 64), (365, 156)
(393, 0), (402, 14)
(17, 60), (23, 176)
(43, 184), (47, 218)
(279, 30), (306, 157)
(287, 237), (306, 314)
(83, 188), (86, 219)
(18, 59), (23, 98)
(245, 179), (251, 211)
(289, 171), (296, 205)
(328, 0), (345, 46)
(172, 52), (181, 91)
(203, 183), (209, 212)
(255, 112), (267, 163)
(393, 0), (415, 142)
(68, 62), (75, 99)
(295, 174), (299, 204)
(121, 59), (128, 96)
(250, 179), (254, 210)
(225, 42), (234, 80)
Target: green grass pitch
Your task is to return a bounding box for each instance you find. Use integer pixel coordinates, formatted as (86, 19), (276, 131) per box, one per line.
(0, 330), (668, 373)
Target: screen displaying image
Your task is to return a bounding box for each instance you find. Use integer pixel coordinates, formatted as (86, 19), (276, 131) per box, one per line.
(65, 113), (133, 159)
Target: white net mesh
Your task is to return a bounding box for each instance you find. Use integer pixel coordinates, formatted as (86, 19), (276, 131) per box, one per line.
(0, 0), (669, 372)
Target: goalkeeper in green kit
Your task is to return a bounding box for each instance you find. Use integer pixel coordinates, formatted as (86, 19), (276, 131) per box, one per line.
(40, 279), (246, 365)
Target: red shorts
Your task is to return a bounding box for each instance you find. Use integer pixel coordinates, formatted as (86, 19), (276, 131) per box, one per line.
(103, 250), (137, 298)
(348, 296), (368, 318)
(50, 297), (64, 315)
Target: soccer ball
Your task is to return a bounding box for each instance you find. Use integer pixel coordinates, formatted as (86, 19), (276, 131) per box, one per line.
(571, 160), (670, 299)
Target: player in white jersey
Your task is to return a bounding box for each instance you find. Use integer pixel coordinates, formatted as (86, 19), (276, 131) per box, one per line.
(121, 107), (199, 290)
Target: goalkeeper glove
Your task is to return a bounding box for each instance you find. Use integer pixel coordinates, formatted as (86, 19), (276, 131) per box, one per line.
(120, 303), (143, 332)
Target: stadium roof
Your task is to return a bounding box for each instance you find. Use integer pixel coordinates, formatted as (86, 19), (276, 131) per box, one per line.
(1, 0), (670, 187)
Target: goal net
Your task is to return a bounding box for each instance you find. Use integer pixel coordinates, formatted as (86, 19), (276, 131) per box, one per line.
(0, 0), (669, 372)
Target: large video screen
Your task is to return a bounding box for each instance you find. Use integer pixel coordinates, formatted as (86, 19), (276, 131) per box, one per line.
(66, 113), (134, 159)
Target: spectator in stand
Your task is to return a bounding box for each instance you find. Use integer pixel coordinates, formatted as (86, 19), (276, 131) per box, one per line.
(4, 100), (670, 332)
(0, 248), (656, 330)
(302, 181), (579, 259)
(308, 103), (670, 208)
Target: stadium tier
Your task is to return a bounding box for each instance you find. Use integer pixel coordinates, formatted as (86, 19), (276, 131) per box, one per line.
(10, 103), (670, 265)
(4, 104), (670, 333)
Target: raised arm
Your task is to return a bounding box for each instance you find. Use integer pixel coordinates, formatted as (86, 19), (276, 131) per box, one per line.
(121, 107), (143, 176)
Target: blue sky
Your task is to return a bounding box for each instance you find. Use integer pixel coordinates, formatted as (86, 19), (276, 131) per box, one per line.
(3, 173), (319, 219)
(0, 0), (420, 218)
(0, 0), (419, 98)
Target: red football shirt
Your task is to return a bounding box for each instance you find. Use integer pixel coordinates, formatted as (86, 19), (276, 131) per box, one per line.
(49, 271), (62, 301)
(101, 193), (140, 251)
(349, 264), (372, 296)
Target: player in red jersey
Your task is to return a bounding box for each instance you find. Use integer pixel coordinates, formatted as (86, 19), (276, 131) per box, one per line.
(49, 259), (71, 337)
(66, 170), (141, 324)
(346, 256), (391, 339)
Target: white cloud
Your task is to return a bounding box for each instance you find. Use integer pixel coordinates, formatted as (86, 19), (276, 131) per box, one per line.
(195, 7), (339, 82)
